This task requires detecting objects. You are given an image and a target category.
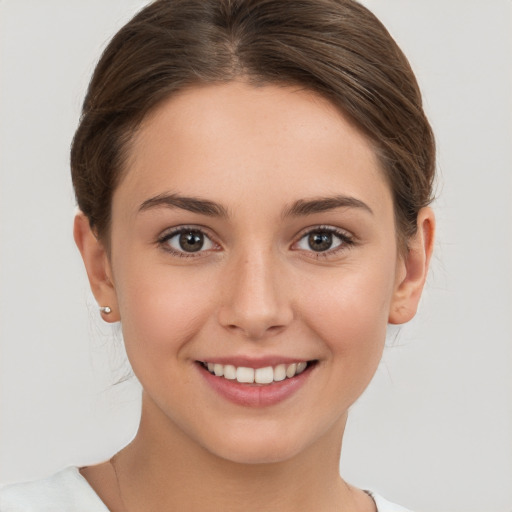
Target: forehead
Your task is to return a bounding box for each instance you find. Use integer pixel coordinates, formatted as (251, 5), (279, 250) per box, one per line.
(115, 81), (392, 217)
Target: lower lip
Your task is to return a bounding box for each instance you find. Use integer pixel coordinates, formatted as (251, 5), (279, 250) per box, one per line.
(197, 363), (313, 407)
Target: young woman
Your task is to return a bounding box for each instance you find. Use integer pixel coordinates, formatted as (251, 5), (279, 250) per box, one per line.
(0, 1), (435, 510)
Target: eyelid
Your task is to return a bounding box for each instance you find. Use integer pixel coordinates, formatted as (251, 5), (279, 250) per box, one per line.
(157, 225), (221, 257)
(291, 225), (355, 256)
(155, 224), (354, 259)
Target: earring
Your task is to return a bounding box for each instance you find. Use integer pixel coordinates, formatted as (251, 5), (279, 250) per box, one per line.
(99, 306), (112, 314)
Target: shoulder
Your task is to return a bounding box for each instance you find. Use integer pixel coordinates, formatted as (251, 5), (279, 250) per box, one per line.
(0, 467), (109, 512)
(366, 490), (413, 512)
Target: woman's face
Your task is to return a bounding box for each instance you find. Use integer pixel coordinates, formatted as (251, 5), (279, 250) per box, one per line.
(98, 82), (418, 463)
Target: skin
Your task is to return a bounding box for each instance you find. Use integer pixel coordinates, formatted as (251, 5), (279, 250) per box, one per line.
(75, 82), (435, 512)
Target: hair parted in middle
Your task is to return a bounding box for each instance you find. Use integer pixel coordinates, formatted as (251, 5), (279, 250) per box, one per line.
(71, 0), (435, 248)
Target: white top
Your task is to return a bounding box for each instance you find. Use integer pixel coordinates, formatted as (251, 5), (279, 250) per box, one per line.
(0, 467), (411, 511)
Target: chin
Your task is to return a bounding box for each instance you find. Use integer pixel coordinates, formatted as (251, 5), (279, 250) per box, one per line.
(194, 416), (337, 467)
(209, 437), (305, 466)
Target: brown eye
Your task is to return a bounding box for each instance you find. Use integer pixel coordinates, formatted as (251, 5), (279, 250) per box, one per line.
(161, 228), (215, 255)
(179, 231), (204, 252)
(307, 232), (334, 252)
(294, 227), (351, 255)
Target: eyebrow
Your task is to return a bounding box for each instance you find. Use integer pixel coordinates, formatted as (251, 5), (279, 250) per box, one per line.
(138, 192), (373, 219)
(283, 195), (374, 217)
(139, 193), (228, 217)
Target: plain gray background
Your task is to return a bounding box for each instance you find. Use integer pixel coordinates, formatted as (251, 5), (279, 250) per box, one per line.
(1, 1), (511, 511)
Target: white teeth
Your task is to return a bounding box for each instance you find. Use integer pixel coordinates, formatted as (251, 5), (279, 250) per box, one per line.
(203, 361), (311, 384)
(286, 363), (297, 378)
(236, 367), (255, 383)
(273, 364), (287, 382)
(255, 366), (274, 384)
(296, 361), (307, 374)
(223, 364), (236, 380)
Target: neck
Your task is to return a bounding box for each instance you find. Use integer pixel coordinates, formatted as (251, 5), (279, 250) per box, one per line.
(115, 393), (364, 512)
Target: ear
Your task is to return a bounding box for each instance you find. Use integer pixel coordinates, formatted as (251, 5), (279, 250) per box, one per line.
(73, 213), (120, 322)
(388, 207), (435, 325)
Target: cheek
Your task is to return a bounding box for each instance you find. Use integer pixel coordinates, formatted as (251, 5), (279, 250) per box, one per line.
(114, 262), (216, 363)
(300, 262), (396, 364)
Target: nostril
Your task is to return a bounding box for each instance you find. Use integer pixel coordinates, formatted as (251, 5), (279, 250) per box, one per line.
(216, 264), (294, 338)
(224, 322), (287, 340)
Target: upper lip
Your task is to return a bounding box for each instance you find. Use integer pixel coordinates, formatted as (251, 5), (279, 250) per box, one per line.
(197, 356), (314, 369)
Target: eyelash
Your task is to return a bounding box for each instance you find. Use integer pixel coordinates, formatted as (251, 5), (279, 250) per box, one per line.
(157, 225), (355, 259)
(293, 225), (355, 259)
(157, 226), (219, 258)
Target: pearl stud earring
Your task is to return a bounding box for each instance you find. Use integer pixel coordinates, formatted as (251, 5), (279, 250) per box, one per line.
(99, 306), (112, 314)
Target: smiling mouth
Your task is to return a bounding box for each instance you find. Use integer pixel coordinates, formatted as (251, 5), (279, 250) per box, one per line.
(198, 361), (317, 385)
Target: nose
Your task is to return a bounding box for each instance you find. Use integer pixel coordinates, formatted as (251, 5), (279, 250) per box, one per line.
(217, 250), (294, 340)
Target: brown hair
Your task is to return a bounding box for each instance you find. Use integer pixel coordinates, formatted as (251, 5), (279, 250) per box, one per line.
(71, 0), (435, 247)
